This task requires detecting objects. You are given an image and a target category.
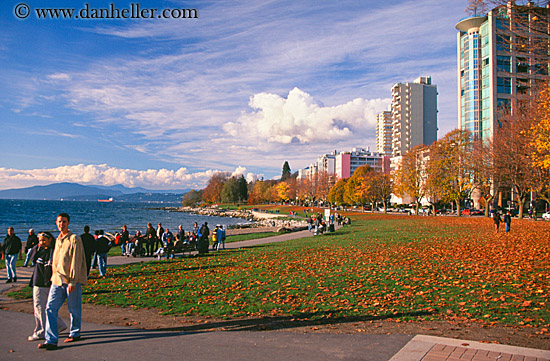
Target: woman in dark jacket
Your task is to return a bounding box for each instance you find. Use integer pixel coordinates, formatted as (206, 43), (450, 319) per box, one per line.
(27, 232), (67, 341)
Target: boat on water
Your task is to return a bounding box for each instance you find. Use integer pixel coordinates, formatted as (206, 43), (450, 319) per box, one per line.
(98, 197), (114, 202)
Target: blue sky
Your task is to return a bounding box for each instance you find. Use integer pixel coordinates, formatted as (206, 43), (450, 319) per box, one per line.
(0, 0), (468, 190)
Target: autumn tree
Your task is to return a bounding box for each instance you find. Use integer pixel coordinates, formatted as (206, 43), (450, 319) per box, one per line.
(371, 171), (392, 213)
(328, 178), (348, 206)
(530, 84), (550, 170)
(344, 165), (374, 206)
(392, 145), (429, 214)
(494, 100), (539, 218)
(470, 137), (499, 217)
(427, 129), (475, 216)
(202, 172), (228, 203)
(248, 179), (276, 204)
(315, 171), (337, 202)
(276, 182), (291, 202)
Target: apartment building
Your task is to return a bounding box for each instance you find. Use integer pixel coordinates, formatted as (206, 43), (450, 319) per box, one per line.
(391, 76), (438, 157)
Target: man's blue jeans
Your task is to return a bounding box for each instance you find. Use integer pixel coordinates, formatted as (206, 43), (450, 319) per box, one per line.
(45, 283), (82, 345)
(97, 253), (108, 276)
(23, 248), (34, 267)
(5, 254), (17, 280)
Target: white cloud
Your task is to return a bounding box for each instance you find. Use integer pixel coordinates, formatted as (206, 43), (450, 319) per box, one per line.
(1, 0), (465, 178)
(224, 87), (390, 144)
(47, 73), (71, 81)
(0, 164), (256, 191)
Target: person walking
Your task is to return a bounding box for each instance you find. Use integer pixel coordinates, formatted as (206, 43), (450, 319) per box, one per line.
(24, 228), (38, 267)
(493, 211), (502, 233)
(95, 230), (111, 277)
(38, 213), (87, 350)
(3, 227), (22, 283)
(27, 232), (67, 341)
(80, 226), (95, 276)
(503, 210), (512, 233)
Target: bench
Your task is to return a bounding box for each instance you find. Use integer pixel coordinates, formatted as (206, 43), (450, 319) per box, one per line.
(164, 241), (197, 258)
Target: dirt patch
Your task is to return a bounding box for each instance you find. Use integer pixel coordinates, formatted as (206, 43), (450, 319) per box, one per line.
(2, 286), (548, 350)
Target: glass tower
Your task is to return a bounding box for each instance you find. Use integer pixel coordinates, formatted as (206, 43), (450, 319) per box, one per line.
(456, 2), (549, 141)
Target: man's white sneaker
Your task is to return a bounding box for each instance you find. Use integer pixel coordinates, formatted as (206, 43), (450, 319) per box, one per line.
(28, 335), (42, 341)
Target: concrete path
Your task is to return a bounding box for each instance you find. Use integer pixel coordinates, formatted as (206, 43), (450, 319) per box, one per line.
(1, 229), (549, 360)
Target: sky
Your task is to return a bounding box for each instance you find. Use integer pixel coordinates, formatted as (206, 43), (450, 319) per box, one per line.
(0, 0), (468, 191)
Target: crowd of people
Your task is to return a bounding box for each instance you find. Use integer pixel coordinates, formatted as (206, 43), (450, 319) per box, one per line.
(306, 212), (349, 235)
(0, 214), (230, 350)
(0, 213), (89, 350)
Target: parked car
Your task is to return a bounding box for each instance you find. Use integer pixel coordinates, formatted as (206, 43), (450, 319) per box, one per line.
(462, 208), (483, 216)
(542, 211), (550, 221)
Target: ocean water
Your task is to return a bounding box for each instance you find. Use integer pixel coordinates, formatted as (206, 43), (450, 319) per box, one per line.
(0, 199), (250, 238)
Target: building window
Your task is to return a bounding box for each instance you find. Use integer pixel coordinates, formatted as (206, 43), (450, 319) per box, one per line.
(497, 55), (511, 72)
(497, 98), (510, 109)
(497, 77), (511, 94)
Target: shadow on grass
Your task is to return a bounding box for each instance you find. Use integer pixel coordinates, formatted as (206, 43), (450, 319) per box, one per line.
(152, 310), (434, 333)
(68, 309), (433, 349)
(88, 263), (227, 280)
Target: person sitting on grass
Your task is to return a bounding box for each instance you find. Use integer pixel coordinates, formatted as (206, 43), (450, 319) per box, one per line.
(27, 232), (67, 342)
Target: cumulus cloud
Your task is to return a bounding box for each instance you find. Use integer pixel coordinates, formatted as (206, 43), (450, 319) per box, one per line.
(223, 87), (389, 144)
(0, 164), (256, 191)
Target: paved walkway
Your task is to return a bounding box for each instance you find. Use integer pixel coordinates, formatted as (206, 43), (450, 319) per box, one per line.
(1, 229), (549, 360)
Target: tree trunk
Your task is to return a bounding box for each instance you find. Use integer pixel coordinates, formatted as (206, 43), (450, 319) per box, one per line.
(456, 201), (461, 216)
(517, 198), (525, 219)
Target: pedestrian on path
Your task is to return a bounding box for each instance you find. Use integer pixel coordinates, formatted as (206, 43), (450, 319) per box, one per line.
(3, 227), (22, 283)
(95, 230), (111, 277)
(38, 212), (88, 351)
(27, 231), (67, 341)
(504, 210), (512, 233)
(23, 228), (38, 267)
(493, 211), (502, 233)
(80, 226), (95, 276)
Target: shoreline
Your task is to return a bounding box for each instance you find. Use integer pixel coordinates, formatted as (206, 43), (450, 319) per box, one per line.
(160, 206), (308, 233)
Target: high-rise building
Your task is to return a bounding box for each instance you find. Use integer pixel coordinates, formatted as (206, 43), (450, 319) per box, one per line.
(376, 110), (393, 155)
(391, 76), (438, 157)
(456, 2), (549, 141)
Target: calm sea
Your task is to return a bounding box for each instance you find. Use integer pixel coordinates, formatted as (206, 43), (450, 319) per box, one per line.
(0, 199), (250, 238)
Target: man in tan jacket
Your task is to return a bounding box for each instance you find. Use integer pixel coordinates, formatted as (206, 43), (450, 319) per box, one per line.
(38, 213), (87, 351)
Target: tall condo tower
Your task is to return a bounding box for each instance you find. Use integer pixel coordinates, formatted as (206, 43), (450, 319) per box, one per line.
(391, 76), (438, 157)
(376, 110), (393, 156)
(456, 2), (549, 140)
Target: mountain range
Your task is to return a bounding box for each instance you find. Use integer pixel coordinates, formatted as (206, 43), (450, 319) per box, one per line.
(0, 182), (189, 202)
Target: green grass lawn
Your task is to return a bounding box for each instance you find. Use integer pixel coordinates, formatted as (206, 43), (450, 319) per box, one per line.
(9, 215), (550, 329)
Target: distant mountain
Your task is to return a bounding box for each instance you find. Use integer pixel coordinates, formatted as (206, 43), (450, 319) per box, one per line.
(0, 183), (123, 200)
(0, 182), (189, 201)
